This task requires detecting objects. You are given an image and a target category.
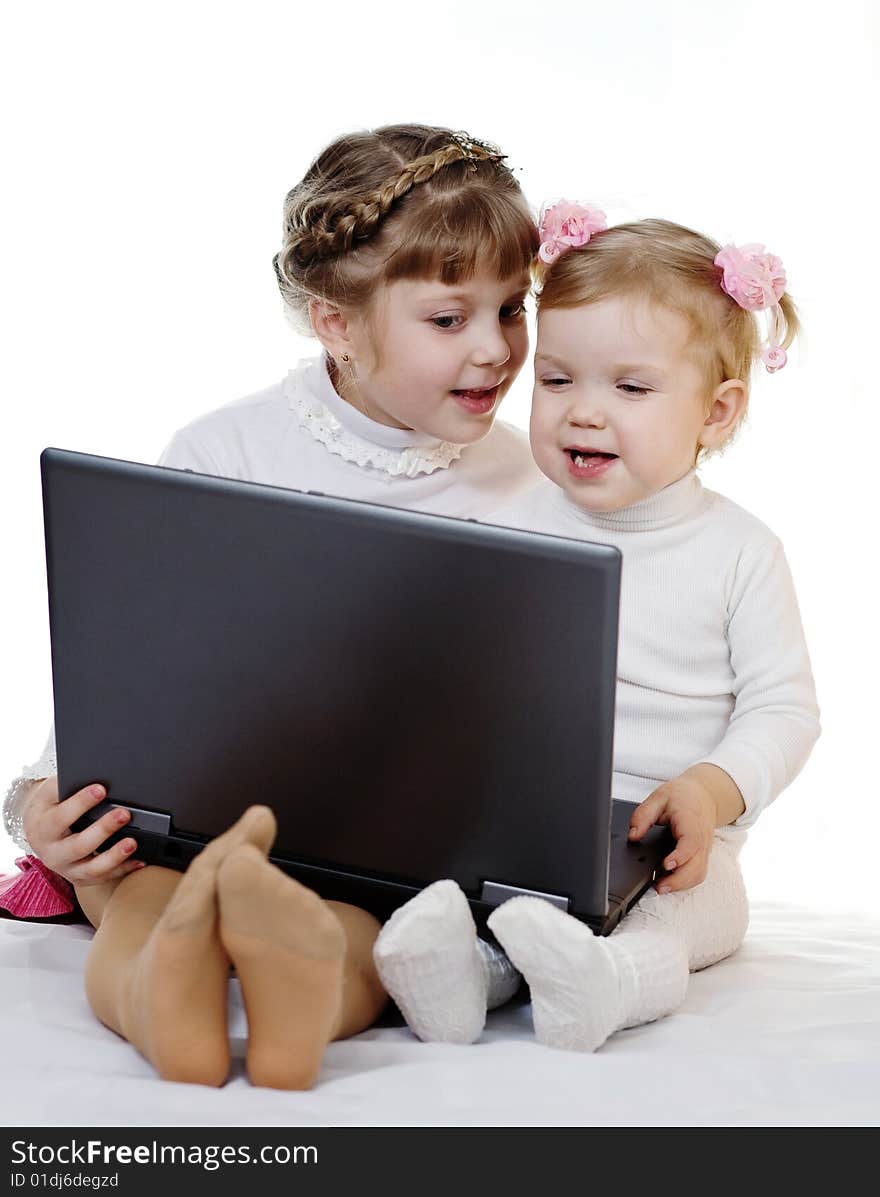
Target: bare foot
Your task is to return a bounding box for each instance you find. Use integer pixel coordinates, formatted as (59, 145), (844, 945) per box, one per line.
(109, 806), (277, 1085)
(218, 844), (346, 1090)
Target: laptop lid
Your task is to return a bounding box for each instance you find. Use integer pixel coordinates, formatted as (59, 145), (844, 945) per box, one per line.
(42, 448), (623, 924)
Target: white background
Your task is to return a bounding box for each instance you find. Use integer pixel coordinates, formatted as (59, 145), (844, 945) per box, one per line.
(2, 1), (877, 914)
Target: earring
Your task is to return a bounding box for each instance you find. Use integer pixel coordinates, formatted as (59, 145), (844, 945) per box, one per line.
(340, 353), (350, 363)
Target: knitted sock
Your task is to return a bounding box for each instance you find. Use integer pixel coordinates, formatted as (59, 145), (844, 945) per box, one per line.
(488, 837), (748, 1052)
(373, 879), (521, 1044)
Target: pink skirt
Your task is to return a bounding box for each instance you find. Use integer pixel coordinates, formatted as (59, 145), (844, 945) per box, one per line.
(0, 855), (77, 920)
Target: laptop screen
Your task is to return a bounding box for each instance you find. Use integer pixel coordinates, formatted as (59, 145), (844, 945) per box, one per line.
(43, 449), (621, 920)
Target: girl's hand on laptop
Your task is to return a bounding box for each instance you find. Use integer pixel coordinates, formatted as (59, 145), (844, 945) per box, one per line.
(22, 776), (144, 885)
(628, 764), (746, 894)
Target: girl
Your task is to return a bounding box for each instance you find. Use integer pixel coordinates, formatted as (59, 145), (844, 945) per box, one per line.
(0, 123), (540, 1086)
(374, 205), (822, 1052)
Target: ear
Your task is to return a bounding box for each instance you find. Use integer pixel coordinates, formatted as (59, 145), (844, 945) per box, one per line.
(308, 299), (358, 362)
(698, 379), (748, 452)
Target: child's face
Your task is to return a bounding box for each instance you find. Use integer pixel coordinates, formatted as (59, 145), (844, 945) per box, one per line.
(530, 297), (713, 511)
(345, 270), (530, 442)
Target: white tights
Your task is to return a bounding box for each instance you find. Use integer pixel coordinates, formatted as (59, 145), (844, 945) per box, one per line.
(374, 836), (749, 1051)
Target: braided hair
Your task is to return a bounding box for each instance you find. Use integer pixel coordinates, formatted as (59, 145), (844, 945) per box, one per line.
(274, 125), (538, 331)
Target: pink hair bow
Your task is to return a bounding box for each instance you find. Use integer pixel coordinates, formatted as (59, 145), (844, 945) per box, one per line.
(538, 200), (607, 264)
(714, 243), (789, 372)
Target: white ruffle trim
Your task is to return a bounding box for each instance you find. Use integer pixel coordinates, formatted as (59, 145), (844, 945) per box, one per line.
(3, 728), (57, 853)
(3, 776), (40, 853)
(284, 368), (465, 479)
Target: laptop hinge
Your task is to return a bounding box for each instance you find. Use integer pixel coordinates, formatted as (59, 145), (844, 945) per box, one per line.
(479, 881), (570, 912)
(106, 803), (171, 836)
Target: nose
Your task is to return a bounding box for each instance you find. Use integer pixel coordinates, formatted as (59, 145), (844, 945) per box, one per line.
(470, 319), (512, 369)
(567, 391), (607, 429)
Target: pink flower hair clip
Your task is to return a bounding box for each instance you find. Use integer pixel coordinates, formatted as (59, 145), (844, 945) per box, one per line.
(714, 243), (789, 373)
(538, 200), (608, 264)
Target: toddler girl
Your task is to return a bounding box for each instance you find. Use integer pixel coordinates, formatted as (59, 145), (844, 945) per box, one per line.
(374, 205), (821, 1051)
(1, 123), (539, 1085)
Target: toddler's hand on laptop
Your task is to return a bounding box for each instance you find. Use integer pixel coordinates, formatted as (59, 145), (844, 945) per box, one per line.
(628, 765), (744, 894)
(22, 777), (143, 885)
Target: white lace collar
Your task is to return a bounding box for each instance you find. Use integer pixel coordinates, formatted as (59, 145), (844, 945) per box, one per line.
(283, 356), (466, 479)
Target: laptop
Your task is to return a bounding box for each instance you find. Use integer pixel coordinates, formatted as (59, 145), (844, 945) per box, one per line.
(42, 448), (669, 936)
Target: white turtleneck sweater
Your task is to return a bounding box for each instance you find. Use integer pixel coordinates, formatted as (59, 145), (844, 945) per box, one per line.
(3, 356), (541, 851)
(158, 355), (541, 518)
(491, 471), (821, 834)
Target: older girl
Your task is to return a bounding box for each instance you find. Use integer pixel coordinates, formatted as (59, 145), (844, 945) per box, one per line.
(2, 124), (539, 1086)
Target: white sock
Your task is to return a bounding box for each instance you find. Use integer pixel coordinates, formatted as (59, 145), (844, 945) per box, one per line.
(488, 838), (748, 1052)
(373, 879), (520, 1044)
(488, 896), (646, 1052)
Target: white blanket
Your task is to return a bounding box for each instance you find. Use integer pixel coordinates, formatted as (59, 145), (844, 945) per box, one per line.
(1, 901), (878, 1127)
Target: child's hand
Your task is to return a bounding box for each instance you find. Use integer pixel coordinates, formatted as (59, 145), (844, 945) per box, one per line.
(627, 765), (745, 894)
(22, 777), (142, 886)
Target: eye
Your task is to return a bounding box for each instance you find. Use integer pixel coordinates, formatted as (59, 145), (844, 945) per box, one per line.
(430, 313), (465, 329)
(540, 375), (572, 389)
(500, 301), (527, 319)
(618, 382), (650, 396)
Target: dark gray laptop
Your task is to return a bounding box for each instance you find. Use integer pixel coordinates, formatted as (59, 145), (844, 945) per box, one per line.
(42, 448), (668, 935)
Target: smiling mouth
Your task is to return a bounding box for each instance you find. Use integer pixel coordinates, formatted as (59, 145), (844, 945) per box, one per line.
(452, 384), (501, 399)
(451, 385), (501, 413)
(567, 449), (618, 465)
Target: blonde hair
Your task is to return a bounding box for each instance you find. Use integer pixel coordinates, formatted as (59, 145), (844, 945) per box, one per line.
(535, 218), (800, 457)
(274, 124), (539, 332)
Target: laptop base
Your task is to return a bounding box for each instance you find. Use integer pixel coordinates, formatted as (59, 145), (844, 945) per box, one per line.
(76, 798), (671, 937)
